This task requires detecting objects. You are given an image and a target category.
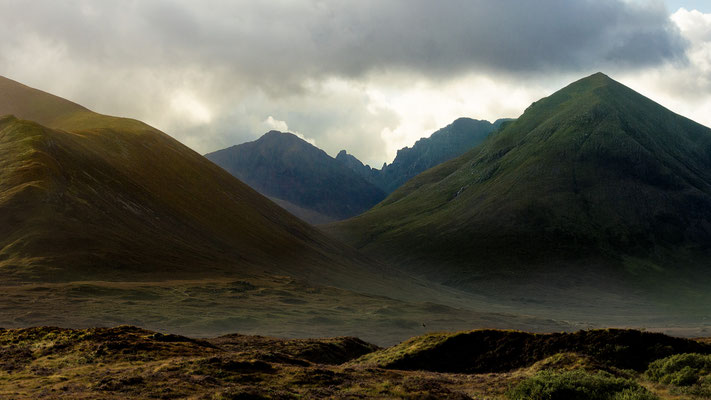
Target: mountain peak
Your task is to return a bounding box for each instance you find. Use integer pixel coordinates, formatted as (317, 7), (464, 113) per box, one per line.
(259, 130), (314, 147)
(0, 114), (17, 123)
(205, 131), (386, 223)
(0, 75), (90, 129)
(256, 130), (310, 149)
(451, 117), (477, 124)
(517, 71), (657, 135)
(329, 72), (711, 280)
(261, 130), (296, 141)
(589, 71), (610, 79)
(561, 71), (620, 95)
(576, 71), (613, 84)
(1, 77), (380, 283)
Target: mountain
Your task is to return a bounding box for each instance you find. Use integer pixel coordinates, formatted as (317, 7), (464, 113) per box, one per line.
(0, 76), (587, 344)
(326, 73), (711, 293)
(205, 118), (506, 224)
(0, 75), (378, 284)
(335, 149), (378, 182)
(336, 117), (511, 194)
(205, 131), (386, 224)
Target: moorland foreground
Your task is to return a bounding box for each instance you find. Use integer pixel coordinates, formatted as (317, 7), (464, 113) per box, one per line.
(1, 326), (710, 399)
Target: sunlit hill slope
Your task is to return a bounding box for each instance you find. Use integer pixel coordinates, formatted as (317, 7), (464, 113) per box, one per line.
(0, 76), (371, 283)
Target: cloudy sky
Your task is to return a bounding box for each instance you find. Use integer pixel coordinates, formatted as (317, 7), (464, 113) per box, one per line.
(1, 0), (710, 166)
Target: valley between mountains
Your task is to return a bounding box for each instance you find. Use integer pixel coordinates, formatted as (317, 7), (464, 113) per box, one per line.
(0, 75), (571, 345)
(1, 72), (711, 399)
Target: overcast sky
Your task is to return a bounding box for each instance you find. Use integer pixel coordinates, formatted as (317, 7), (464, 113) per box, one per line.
(1, 0), (710, 166)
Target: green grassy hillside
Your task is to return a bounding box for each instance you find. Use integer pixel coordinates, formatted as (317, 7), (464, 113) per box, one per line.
(327, 73), (711, 281)
(0, 75), (377, 284)
(1, 76), (580, 342)
(3, 74), (709, 348)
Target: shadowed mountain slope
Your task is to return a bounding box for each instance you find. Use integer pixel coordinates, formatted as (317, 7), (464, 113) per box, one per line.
(205, 131), (386, 224)
(327, 73), (711, 288)
(336, 117), (510, 194)
(0, 76), (376, 284)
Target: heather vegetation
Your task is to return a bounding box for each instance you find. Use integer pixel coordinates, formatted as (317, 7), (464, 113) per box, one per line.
(352, 329), (711, 373)
(0, 326), (707, 399)
(646, 353), (711, 398)
(507, 370), (658, 400)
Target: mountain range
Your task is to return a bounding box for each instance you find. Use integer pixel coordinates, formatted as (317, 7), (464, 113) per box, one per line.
(0, 75), (377, 286)
(205, 131), (386, 224)
(327, 73), (711, 306)
(2, 72), (710, 343)
(2, 66), (711, 399)
(206, 118), (509, 224)
(336, 117), (512, 194)
(3, 75), (554, 343)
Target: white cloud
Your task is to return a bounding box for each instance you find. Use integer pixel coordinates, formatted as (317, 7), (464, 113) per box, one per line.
(264, 116), (317, 146)
(672, 8), (711, 40)
(364, 74), (550, 162)
(618, 8), (711, 128)
(0, 0), (703, 167)
(170, 91), (213, 125)
(263, 116), (289, 132)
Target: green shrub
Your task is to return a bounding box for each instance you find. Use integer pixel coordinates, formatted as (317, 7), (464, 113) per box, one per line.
(646, 353), (711, 386)
(645, 353), (711, 398)
(507, 370), (658, 400)
(611, 388), (659, 400)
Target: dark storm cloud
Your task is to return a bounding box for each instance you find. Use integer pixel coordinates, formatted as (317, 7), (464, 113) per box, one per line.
(0, 0), (686, 87)
(0, 0), (692, 165)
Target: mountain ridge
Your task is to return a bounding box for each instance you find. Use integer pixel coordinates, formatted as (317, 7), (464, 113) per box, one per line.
(0, 75), (378, 285)
(336, 117), (511, 194)
(326, 72), (711, 289)
(205, 130), (386, 224)
(3, 75), (586, 344)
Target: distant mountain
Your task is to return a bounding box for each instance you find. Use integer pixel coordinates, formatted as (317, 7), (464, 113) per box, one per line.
(206, 118), (507, 224)
(0, 75), (376, 284)
(205, 131), (386, 224)
(336, 117), (511, 194)
(335, 149), (378, 182)
(327, 73), (711, 291)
